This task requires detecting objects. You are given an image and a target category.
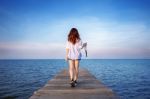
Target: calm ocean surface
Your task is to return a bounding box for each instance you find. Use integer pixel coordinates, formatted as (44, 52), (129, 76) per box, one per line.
(0, 59), (150, 99)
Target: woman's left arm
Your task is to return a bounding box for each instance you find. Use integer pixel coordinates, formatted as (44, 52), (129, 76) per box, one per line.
(65, 48), (69, 61)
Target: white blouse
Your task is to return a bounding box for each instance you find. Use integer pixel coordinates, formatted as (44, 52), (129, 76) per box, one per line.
(66, 40), (82, 60)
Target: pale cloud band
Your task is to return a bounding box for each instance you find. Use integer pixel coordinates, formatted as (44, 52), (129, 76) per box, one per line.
(0, 17), (150, 59)
(0, 42), (65, 59)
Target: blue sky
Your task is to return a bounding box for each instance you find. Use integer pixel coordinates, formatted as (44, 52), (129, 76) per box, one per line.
(0, 0), (150, 59)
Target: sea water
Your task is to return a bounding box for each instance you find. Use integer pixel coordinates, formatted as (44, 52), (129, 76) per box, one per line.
(0, 59), (149, 99)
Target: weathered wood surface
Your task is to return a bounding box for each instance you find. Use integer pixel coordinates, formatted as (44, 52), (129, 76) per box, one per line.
(29, 68), (118, 99)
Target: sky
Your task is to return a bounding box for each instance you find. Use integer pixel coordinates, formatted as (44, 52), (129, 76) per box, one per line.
(0, 0), (150, 59)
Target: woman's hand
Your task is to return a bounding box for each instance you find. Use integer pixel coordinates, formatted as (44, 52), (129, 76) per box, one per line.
(65, 56), (68, 61)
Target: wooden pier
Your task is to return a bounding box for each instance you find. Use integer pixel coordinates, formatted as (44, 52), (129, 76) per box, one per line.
(29, 68), (118, 99)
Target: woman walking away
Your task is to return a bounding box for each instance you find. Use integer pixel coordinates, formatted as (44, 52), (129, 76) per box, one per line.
(65, 28), (87, 87)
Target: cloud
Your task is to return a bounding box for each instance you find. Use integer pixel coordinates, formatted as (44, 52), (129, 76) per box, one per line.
(0, 16), (149, 59)
(48, 16), (150, 58)
(0, 42), (65, 59)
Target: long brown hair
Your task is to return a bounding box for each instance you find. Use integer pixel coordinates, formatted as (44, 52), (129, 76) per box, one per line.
(68, 28), (80, 44)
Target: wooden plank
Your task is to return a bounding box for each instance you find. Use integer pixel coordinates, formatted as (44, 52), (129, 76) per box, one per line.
(29, 68), (118, 99)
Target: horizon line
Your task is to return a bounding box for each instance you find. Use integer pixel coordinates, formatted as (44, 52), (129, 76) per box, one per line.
(0, 58), (149, 60)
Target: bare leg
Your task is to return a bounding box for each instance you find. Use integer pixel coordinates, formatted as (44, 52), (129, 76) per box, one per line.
(74, 60), (79, 81)
(69, 60), (75, 81)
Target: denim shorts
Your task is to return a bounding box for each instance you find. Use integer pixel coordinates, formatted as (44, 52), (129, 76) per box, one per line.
(68, 58), (81, 61)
